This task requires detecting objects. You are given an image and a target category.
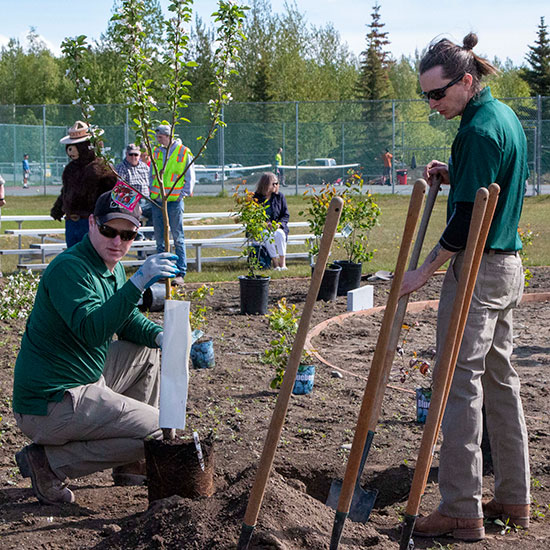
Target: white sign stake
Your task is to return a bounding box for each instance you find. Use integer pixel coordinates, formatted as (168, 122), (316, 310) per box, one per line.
(193, 431), (206, 471)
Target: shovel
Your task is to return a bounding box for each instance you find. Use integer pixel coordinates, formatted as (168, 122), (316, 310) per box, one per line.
(399, 184), (500, 550)
(326, 178), (441, 523)
(237, 196), (344, 550)
(328, 180), (428, 550)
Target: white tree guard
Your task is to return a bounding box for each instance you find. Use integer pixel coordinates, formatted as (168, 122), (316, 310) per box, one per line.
(159, 299), (191, 429)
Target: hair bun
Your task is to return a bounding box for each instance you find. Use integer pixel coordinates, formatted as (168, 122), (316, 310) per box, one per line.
(463, 33), (478, 51)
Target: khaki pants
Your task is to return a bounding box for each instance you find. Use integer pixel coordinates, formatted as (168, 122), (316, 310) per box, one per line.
(15, 340), (162, 480)
(436, 251), (530, 518)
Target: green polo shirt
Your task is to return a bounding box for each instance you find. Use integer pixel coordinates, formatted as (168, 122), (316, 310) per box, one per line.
(13, 235), (162, 415)
(448, 87), (528, 250)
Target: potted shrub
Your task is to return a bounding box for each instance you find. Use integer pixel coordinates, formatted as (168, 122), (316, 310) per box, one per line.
(233, 188), (276, 315)
(262, 298), (315, 395)
(300, 182), (343, 301)
(172, 284), (215, 369)
(398, 323), (433, 423)
(334, 170), (381, 295)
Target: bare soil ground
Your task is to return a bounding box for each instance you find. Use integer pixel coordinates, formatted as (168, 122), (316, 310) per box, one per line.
(0, 268), (549, 549)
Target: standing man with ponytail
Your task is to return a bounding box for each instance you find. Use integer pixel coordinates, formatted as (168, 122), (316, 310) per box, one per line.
(401, 34), (530, 541)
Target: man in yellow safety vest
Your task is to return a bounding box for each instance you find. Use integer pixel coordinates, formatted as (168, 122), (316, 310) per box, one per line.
(150, 125), (195, 285)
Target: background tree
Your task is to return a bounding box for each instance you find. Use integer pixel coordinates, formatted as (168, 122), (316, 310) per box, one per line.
(249, 54), (273, 103)
(352, 2), (394, 178)
(186, 17), (217, 103)
(522, 16), (550, 96)
(355, 2), (393, 101)
(0, 30), (71, 112)
(487, 58), (532, 98)
(521, 16), (550, 180)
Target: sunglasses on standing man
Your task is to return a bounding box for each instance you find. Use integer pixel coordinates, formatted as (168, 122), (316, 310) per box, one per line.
(421, 73), (465, 101)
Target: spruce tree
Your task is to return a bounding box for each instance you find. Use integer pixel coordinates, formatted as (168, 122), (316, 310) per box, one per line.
(522, 17), (550, 96)
(355, 2), (393, 101)
(250, 54), (273, 103)
(354, 2), (394, 179)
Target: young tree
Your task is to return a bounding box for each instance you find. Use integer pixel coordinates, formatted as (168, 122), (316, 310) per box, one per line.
(62, 0), (247, 288)
(522, 16), (550, 96)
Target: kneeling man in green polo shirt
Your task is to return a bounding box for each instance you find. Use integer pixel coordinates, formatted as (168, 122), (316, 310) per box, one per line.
(13, 191), (178, 505)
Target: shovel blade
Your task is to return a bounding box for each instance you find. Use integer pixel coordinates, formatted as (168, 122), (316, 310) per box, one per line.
(326, 479), (378, 523)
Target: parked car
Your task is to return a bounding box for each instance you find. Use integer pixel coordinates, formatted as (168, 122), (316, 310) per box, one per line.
(195, 164), (245, 183)
(297, 158), (337, 167)
(225, 163), (245, 179)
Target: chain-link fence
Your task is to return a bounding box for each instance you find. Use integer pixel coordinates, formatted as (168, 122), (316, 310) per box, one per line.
(1, 96), (549, 195)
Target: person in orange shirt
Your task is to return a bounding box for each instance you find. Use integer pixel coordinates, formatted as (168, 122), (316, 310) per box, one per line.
(382, 148), (393, 185)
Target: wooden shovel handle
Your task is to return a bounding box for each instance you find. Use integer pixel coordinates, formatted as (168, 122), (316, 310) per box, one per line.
(404, 185), (499, 517)
(416, 183), (501, 490)
(242, 196), (344, 528)
(439, 183), (500, 425)
(336, 180), (427, 514)
(415, 184), (500, 497)
(370, 177), (442, 427)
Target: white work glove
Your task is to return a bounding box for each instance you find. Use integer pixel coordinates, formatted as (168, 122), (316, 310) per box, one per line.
(130, 253), (178, 292)
(155, 332), (163, 349)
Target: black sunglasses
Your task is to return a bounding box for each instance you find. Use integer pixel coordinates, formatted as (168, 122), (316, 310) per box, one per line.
(97, 222), (138, 241)
(422, 73), (465, 101)
(127, 152), (140, 157)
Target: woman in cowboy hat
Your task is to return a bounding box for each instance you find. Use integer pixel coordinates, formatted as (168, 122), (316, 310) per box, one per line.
(51, 121), (116, 247)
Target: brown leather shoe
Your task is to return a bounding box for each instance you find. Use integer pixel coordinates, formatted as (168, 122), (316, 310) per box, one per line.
(482, 498), (530, 528)
(112, 460), (147, 486)
(15, 444), (75, 505)
(413, 510), (485, 541)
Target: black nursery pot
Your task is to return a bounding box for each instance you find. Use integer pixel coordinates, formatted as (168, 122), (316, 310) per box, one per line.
(334, 260), (363, 296)
(239, 275), (270, 315)
(138, 282), (165, 312)
(312, 263), (342, 302)
(144, 433), (215, 504)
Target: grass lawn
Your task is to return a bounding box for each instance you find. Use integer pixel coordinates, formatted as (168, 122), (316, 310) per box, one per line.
(0, 192), (547, 281)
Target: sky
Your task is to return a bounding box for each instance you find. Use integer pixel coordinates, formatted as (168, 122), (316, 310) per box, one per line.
(0, 0), (548, 67)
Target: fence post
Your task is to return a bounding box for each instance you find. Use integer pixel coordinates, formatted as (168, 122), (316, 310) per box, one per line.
(42, 105), (47, 194)
(282, 121), (286, 167)
(295, 101), (299, 196)
(124, 107), (129, 149)
(13, 104), (17, 187)
(532, 126), (538, 196)
(391, 99), (396, 192)
(536, 95), (542, 195)
(220, 105), (225, 195)
(341, 122), (345, 180)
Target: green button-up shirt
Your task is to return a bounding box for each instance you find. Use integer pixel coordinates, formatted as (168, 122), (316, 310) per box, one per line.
(13, 235), (162, 415)
(448, 87), (528, 250)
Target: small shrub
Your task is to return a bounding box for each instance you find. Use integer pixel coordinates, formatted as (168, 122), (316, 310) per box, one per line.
(338, 170), (381, 263)
(0, 271), (40, 320)
(299, 170), (380, 264)
(171, 284), (214, 335)
(233, 187), (277, 278)
(518, 224), (537, 287)
(262, 298), (311, 389)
